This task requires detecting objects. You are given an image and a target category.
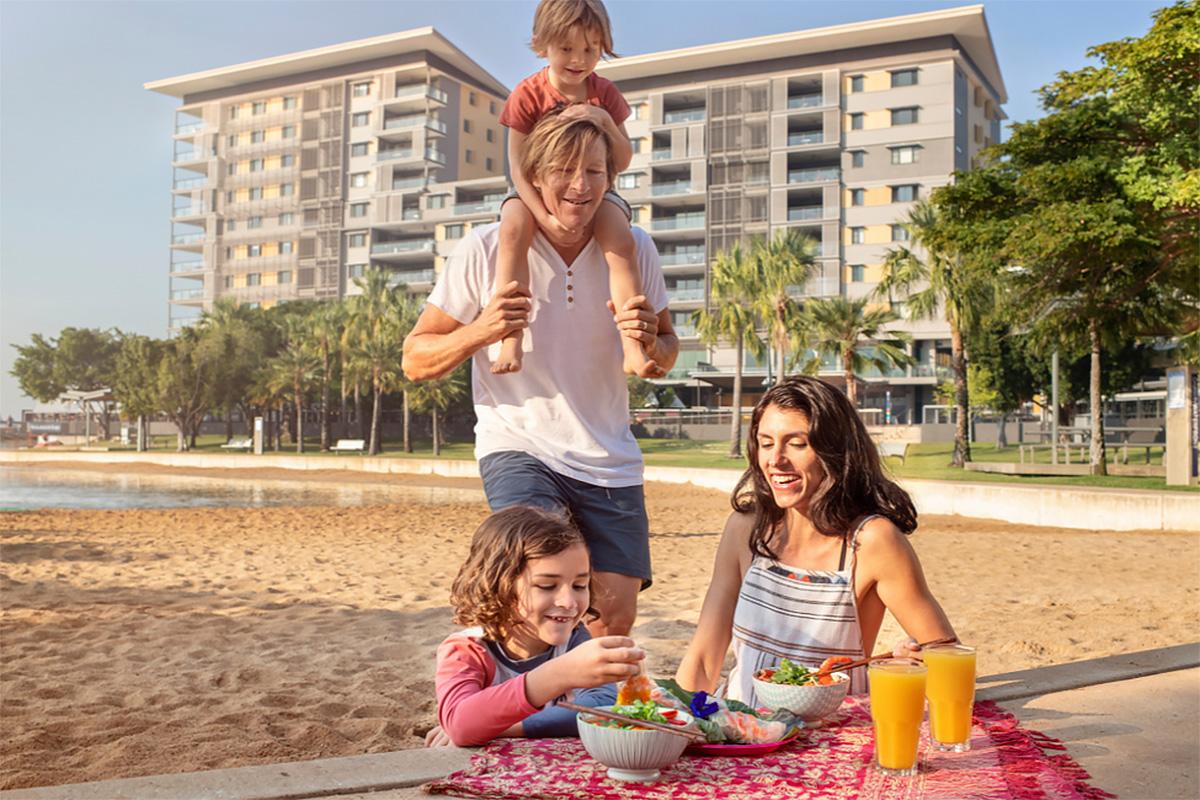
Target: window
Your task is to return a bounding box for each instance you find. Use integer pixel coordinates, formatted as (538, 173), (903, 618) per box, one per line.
(224, 275), (233, 289)
(850, 75), (864, 93)
(351, 172), (368, 188)
(891, 69), (918, 88)
(851, 227), (866, 244)
(350, 202), (368, 218)
(351, 142), (370, 157)
(225, 191), (234, 202)
(277, 270), (292, 284)
(278, 212), (294, 225)
(427, 194), (447, 209)
(251, 130), (264, 144)
(352, 82), (371, 97)
(250, 158), (263, 172)
(486, 128), (494, 143)
(891, 107), (919, 125)
(630, 137), (645, 154)
(352, 112), (370, 127)
(630, 103), (645, 120)
(249, 187), (263, 200)
(489, 100), (497, 115)
(851, 264), (866, 282)
(891, 184), (919, 203)
(891, 223), (910, 242)
(247, 215), (262, 229)
(252, 101), (266, 115)
(851, 151), (865, 168)
(282, 96), (297, 110)
(465, 149), (474, 164)
(347, 264), (366, 279)
(850, 113), (864, 130)
(280, 154), (294, 167)
(248, 244), (262, 257)
(279, 241), (293, 254)
(850, 188), (865, 206)
(890, 145), (920, 165)
(227, 134), (238, 147)
(445, 224), (465, 239)
(281, 125), (295, 139)
(348, 233), (367, 248)
(227, 219), (237, 231)
(229, 106), (240, 120)
(246, 272), (261, 286)
(463, 119), (473, 133)
(227, 163), (237, 176)
(617, 173), (639, 190)
(280, 183), (294, 196)
(468, 91), (477, 106)
(485, 157), (494, 171)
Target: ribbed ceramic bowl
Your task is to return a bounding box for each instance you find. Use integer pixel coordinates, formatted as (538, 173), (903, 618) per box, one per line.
(577, 705), (695, 783)
(752, 672), (850, 722)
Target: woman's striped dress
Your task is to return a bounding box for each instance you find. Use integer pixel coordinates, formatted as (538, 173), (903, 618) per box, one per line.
(725, 516), (877, 705)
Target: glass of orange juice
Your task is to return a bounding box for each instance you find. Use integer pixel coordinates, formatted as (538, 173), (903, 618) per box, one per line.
(924, 643), (976, 752)
(868, 658), (927, 776)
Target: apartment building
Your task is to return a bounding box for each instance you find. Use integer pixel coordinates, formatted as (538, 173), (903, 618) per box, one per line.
(146, 29), (509, 332)
(599, 5), (1005, 421)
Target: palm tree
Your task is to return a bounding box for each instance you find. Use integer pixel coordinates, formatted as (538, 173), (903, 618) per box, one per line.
(803, 297), (914, 408)
(410, 366), (468, 456)
(267, 319), (320, 453)
(751, 229), (817, 385)
(693, 242), (766, 458)
(307, 303), (344, 451)
(876, 199), (989, 467)
(197, 298), (261, 440)
(345, 268), (411, 455)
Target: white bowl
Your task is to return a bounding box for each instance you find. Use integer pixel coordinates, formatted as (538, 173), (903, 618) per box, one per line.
(577, 705), (695, 782)
(752, 672), (850, 722)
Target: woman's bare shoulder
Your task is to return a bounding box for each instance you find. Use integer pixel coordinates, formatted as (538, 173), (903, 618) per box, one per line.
(855, 516), (915, 559)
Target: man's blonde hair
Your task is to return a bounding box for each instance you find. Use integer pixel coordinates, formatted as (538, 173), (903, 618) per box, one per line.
(520, 112), (618, 189)
(530, 0), (616, 58)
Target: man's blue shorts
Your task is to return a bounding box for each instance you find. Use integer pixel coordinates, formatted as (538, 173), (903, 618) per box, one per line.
(479, 450), (652, 589)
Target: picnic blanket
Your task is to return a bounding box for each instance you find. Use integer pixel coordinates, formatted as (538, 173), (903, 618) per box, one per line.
(423, 698), (1114, 800)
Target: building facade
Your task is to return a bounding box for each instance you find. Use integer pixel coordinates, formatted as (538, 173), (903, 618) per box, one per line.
(148, 7), (1005, 422)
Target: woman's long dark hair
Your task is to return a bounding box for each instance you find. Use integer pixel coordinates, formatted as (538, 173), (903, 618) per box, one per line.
(732, 376), (917, 559)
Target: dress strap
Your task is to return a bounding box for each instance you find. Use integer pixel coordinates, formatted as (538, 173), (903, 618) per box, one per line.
(849, 514), (883, 552)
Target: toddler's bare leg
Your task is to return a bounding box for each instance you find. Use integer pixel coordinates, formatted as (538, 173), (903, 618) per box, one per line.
(596, 203), (661, 378)
(493, 200), (535, 374)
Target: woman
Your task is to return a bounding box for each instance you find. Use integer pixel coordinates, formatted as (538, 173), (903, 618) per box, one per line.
(675, 376), (956, 704)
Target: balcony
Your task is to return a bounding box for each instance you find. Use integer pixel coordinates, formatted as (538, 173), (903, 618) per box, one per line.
(387, 268), (436, 286)
(652, 213), (705, 231)
(787, 93), (823, 109)
(378, 148), (414, 162)
(170, 261), (205, 273)
(371, 239), (435, 255)
(384, 115), (447, 134)
(651, 148), (673, 161)
(666, 287), (705, 303)
(651, 181), (694, 197)
(659, 250), (705, 266)
(391, 176), (428, 190)
(787, 131), (824, 146)
(454, 199), (502, 215)
(393, 84), (449, 104)
(172, 203), (210, 219)
(170, 288), (205, 301)
(173, 148), (211, 164)
(673, 325), (698, 337)
(173, 176), (207, 191)
(403, 209), (421, 220)
(425, 148), (447, 165)
(174, 120), (205, 135)
(663, 108), (705, 124)
(787, 167), (840, 184)
(171, 232), (206, 245)
(787, 206), (823, 221)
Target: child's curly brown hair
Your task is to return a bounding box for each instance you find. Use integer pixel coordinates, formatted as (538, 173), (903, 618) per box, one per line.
(450, 505), (597, 641)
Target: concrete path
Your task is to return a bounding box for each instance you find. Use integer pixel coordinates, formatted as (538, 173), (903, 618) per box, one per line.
(4, 645), (1196, 800)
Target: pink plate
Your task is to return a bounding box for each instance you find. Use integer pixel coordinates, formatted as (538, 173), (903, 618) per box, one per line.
(686, 728), (802, 757)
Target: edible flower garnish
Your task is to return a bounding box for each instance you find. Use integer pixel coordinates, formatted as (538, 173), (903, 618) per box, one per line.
(689, 691), (720, 719)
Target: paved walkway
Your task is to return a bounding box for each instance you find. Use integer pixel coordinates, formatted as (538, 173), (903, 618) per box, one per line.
(3, 647), (1196, 800)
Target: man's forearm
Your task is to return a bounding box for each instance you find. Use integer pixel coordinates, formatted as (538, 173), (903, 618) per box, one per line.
(403, 324), (485, 381)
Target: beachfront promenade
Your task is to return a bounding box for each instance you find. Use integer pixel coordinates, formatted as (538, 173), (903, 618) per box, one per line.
(3, 450), (1197, 532)
(2, 646), (1195, 800)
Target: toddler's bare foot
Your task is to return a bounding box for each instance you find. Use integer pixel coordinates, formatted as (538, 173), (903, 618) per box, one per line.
(492, 337), (523, 374)
(623, 345), (663, 379)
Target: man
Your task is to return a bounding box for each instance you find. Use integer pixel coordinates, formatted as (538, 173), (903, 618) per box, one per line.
(403, 113), (678, 637)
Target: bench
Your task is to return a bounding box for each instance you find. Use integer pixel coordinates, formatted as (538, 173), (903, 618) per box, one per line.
(332, 438), (366, 454)
(220, 437), (253, 451)
(877, 441), (909, 463)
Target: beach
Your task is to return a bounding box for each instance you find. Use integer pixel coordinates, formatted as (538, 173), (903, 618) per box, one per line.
(2, 469), (1197, 789)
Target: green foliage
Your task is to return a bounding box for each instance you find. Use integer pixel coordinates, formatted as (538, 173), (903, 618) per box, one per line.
(750, 229), (817, 383)
(112, 335), (164, 420)
(10, 333), (60, 402)
(10, 327), (120, 402)
(802, 296), (913, 406)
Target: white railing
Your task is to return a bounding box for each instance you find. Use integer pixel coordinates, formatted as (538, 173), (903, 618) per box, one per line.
(659, 251), (705, 266)
(788, 167), (840, 184)
(371, 240), (434, 255)
(787, 94), (823, 109)
(652, 213), (705, 231)
(663, 108), (705, 123)
(667, 287), (705, 302)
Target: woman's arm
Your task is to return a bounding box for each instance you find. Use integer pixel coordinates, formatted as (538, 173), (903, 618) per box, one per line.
(674, 512), (753, 693)
(857, 519), (956, 646)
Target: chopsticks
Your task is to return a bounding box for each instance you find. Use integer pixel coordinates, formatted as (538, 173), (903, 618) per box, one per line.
(560, 701), (708, 742)
(808, 636), (959, 681)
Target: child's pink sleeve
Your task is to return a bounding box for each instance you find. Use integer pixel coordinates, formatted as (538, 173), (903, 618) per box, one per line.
(597, 78), (630, 126)
(436, 636), (541, 746)
(499, 81), (539, 135)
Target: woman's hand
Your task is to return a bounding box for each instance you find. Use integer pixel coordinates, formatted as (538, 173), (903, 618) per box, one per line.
(891, 637), (922, 660)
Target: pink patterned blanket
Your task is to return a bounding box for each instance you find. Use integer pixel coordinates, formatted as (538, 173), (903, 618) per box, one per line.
(423, 698), (1114, 800)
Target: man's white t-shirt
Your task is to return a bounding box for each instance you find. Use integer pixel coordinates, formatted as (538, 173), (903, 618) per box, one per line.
(426, 223), (668, 488)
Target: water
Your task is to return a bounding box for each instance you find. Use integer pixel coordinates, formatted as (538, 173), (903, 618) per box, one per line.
(0, 466), (483, 511)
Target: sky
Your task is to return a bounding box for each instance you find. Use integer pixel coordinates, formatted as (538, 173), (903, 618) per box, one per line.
(0, 0), (1164, 416)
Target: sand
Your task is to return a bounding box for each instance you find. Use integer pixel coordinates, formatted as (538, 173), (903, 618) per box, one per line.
(2, 469), (1198, 789)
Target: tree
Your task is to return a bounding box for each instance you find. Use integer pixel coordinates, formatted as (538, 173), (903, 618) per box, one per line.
(197, 298), (267, 440)
(157, 330), (213, 452)
(267, 319), (320, 454)
(803, 297), (913, 408)
(751, 229), (816, 386)
(346, 269), (409, 455)
(10, 334), (60, 403)
(307, 303), (345, 452)
(877, 200), (990, 467)
(410, 365), (468, 456)
(112, 334), (164, 451)
(693, 242), (766, 457)
(11, 328), (120, 438)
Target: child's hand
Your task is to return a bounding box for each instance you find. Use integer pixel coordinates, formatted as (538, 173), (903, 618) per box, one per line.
(539, 212), (575, 237)
(568, 636), (646, 687)
(424, 724), (453, 748)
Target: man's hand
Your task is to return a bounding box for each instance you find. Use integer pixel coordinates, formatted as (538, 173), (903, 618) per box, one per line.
(470, 281), (531, 347)
(608, 296), (659, 348)
(559, 103), (614, 128)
